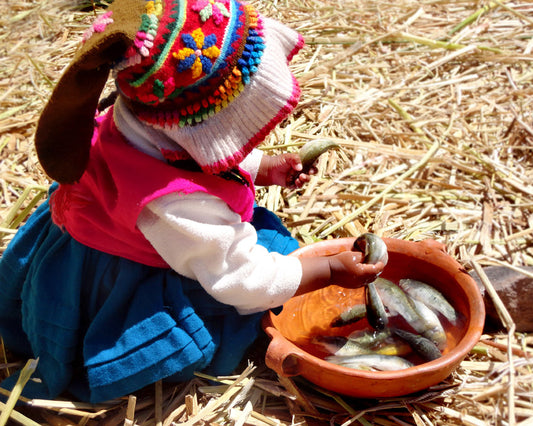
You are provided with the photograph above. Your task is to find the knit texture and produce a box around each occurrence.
[114,0,265,119]
[113,0,304,173]
[34,0,304,183]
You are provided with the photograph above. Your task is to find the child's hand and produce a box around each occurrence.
[295,251,384,297]
[256,153,316,188]
[327,252,384,287]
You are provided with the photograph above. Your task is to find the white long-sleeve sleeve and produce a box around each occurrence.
[239,148,263,183]
[137,192,302,315]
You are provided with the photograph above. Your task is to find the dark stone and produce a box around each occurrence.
[470,266,533,333]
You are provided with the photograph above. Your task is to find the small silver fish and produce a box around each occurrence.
[287,140,339,186]
[410,298,447,350]
[366,281,389,330]
[347,329,392,348]
[330,304,367,328]
[398,279,459,325]
[373,278,429,334]
[312,335,372,357]
[392,328,442,362]
[346,329,411,355]
[298,139,339,172]
[352,233,389,266]
[326,354,414,371]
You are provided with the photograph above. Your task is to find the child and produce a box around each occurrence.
[0,0,383,403]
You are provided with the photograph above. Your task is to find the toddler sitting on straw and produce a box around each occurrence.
[0,0,383,402]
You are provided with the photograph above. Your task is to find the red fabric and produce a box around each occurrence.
[50,108,255,267]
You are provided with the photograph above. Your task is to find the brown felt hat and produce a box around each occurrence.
[35,0,145,184]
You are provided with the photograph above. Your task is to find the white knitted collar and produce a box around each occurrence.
[113,18,303,174]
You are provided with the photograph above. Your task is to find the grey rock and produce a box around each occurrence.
[470,266,533,332]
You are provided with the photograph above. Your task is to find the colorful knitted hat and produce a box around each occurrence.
[35,0,304,183]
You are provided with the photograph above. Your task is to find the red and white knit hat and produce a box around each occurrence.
[35,0,304,183]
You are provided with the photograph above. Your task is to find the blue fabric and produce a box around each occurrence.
[0,187,299,403]
[251,205,300,255]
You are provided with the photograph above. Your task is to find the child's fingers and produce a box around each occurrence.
[280,153,301,171]
[292,172,312,188]
[353,261,385,284]
[307,165,318,175]
[331,252,384,287]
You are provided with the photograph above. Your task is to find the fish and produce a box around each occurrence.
[347,328,392,348]
[352,233,389,266]
[373,278,429,334]
[298,139,339,172]
[287,139,339,186]
[330,304,367,328]
[398,278,459,325]
[312,335,372,356]
[365,281,389,330]
[345,328,411,355]
[326,354,414,371]
[372,340,412,357]
[391,328,442,362]
[410,298,447,350]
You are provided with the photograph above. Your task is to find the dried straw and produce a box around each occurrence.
[1,0,533,424]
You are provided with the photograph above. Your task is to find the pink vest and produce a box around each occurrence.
[51,109,256,268]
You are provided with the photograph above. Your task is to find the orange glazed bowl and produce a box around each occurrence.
[262,238,485,398]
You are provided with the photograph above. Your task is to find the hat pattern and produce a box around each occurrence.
[82,10,115,42]
[35,0,303,183]
[114,0,265,128]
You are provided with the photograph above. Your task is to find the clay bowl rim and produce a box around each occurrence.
[263,237,485,381]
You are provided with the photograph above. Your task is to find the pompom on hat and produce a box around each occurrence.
[35,0,304,183]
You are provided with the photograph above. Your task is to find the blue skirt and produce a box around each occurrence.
[0,186,299,403]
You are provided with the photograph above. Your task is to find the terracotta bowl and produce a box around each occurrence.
[262,238,485,398]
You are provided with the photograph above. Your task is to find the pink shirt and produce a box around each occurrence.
[50,109,256,267]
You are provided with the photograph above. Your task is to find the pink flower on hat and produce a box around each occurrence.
[192,0,230,26]
[82,11,114,43]
[173,28,220,79]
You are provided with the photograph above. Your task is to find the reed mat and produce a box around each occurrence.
[1,0,532,424]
